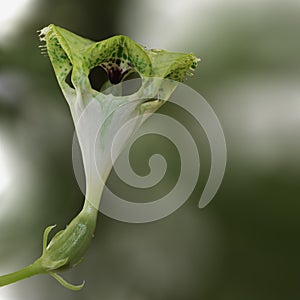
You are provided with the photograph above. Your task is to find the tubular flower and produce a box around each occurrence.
[0,24,199,290]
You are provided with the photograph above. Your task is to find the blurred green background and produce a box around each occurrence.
[0,0,300,299]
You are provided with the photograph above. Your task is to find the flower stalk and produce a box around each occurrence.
[0,24,199,290]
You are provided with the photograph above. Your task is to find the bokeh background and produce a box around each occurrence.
[0,0,300,299]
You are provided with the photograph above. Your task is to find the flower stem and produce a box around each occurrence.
[0,201,99,289]
[0,263,44,287]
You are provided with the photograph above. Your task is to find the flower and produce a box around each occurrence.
[0,25,199,290]
[39,24,199,211]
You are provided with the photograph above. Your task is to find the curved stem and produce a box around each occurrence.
[0,263,44,287]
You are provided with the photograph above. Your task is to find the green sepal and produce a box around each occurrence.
[50,272,85,291]
[42,225,57,253]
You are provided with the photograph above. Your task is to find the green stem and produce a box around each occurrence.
[0,263,44,287]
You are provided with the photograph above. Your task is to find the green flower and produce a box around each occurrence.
[0,24,199,290]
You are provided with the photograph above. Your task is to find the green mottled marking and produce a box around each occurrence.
[39,24,199,93]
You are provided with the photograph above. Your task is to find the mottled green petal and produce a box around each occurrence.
[40,24,199,97]
[148,50,199,80]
